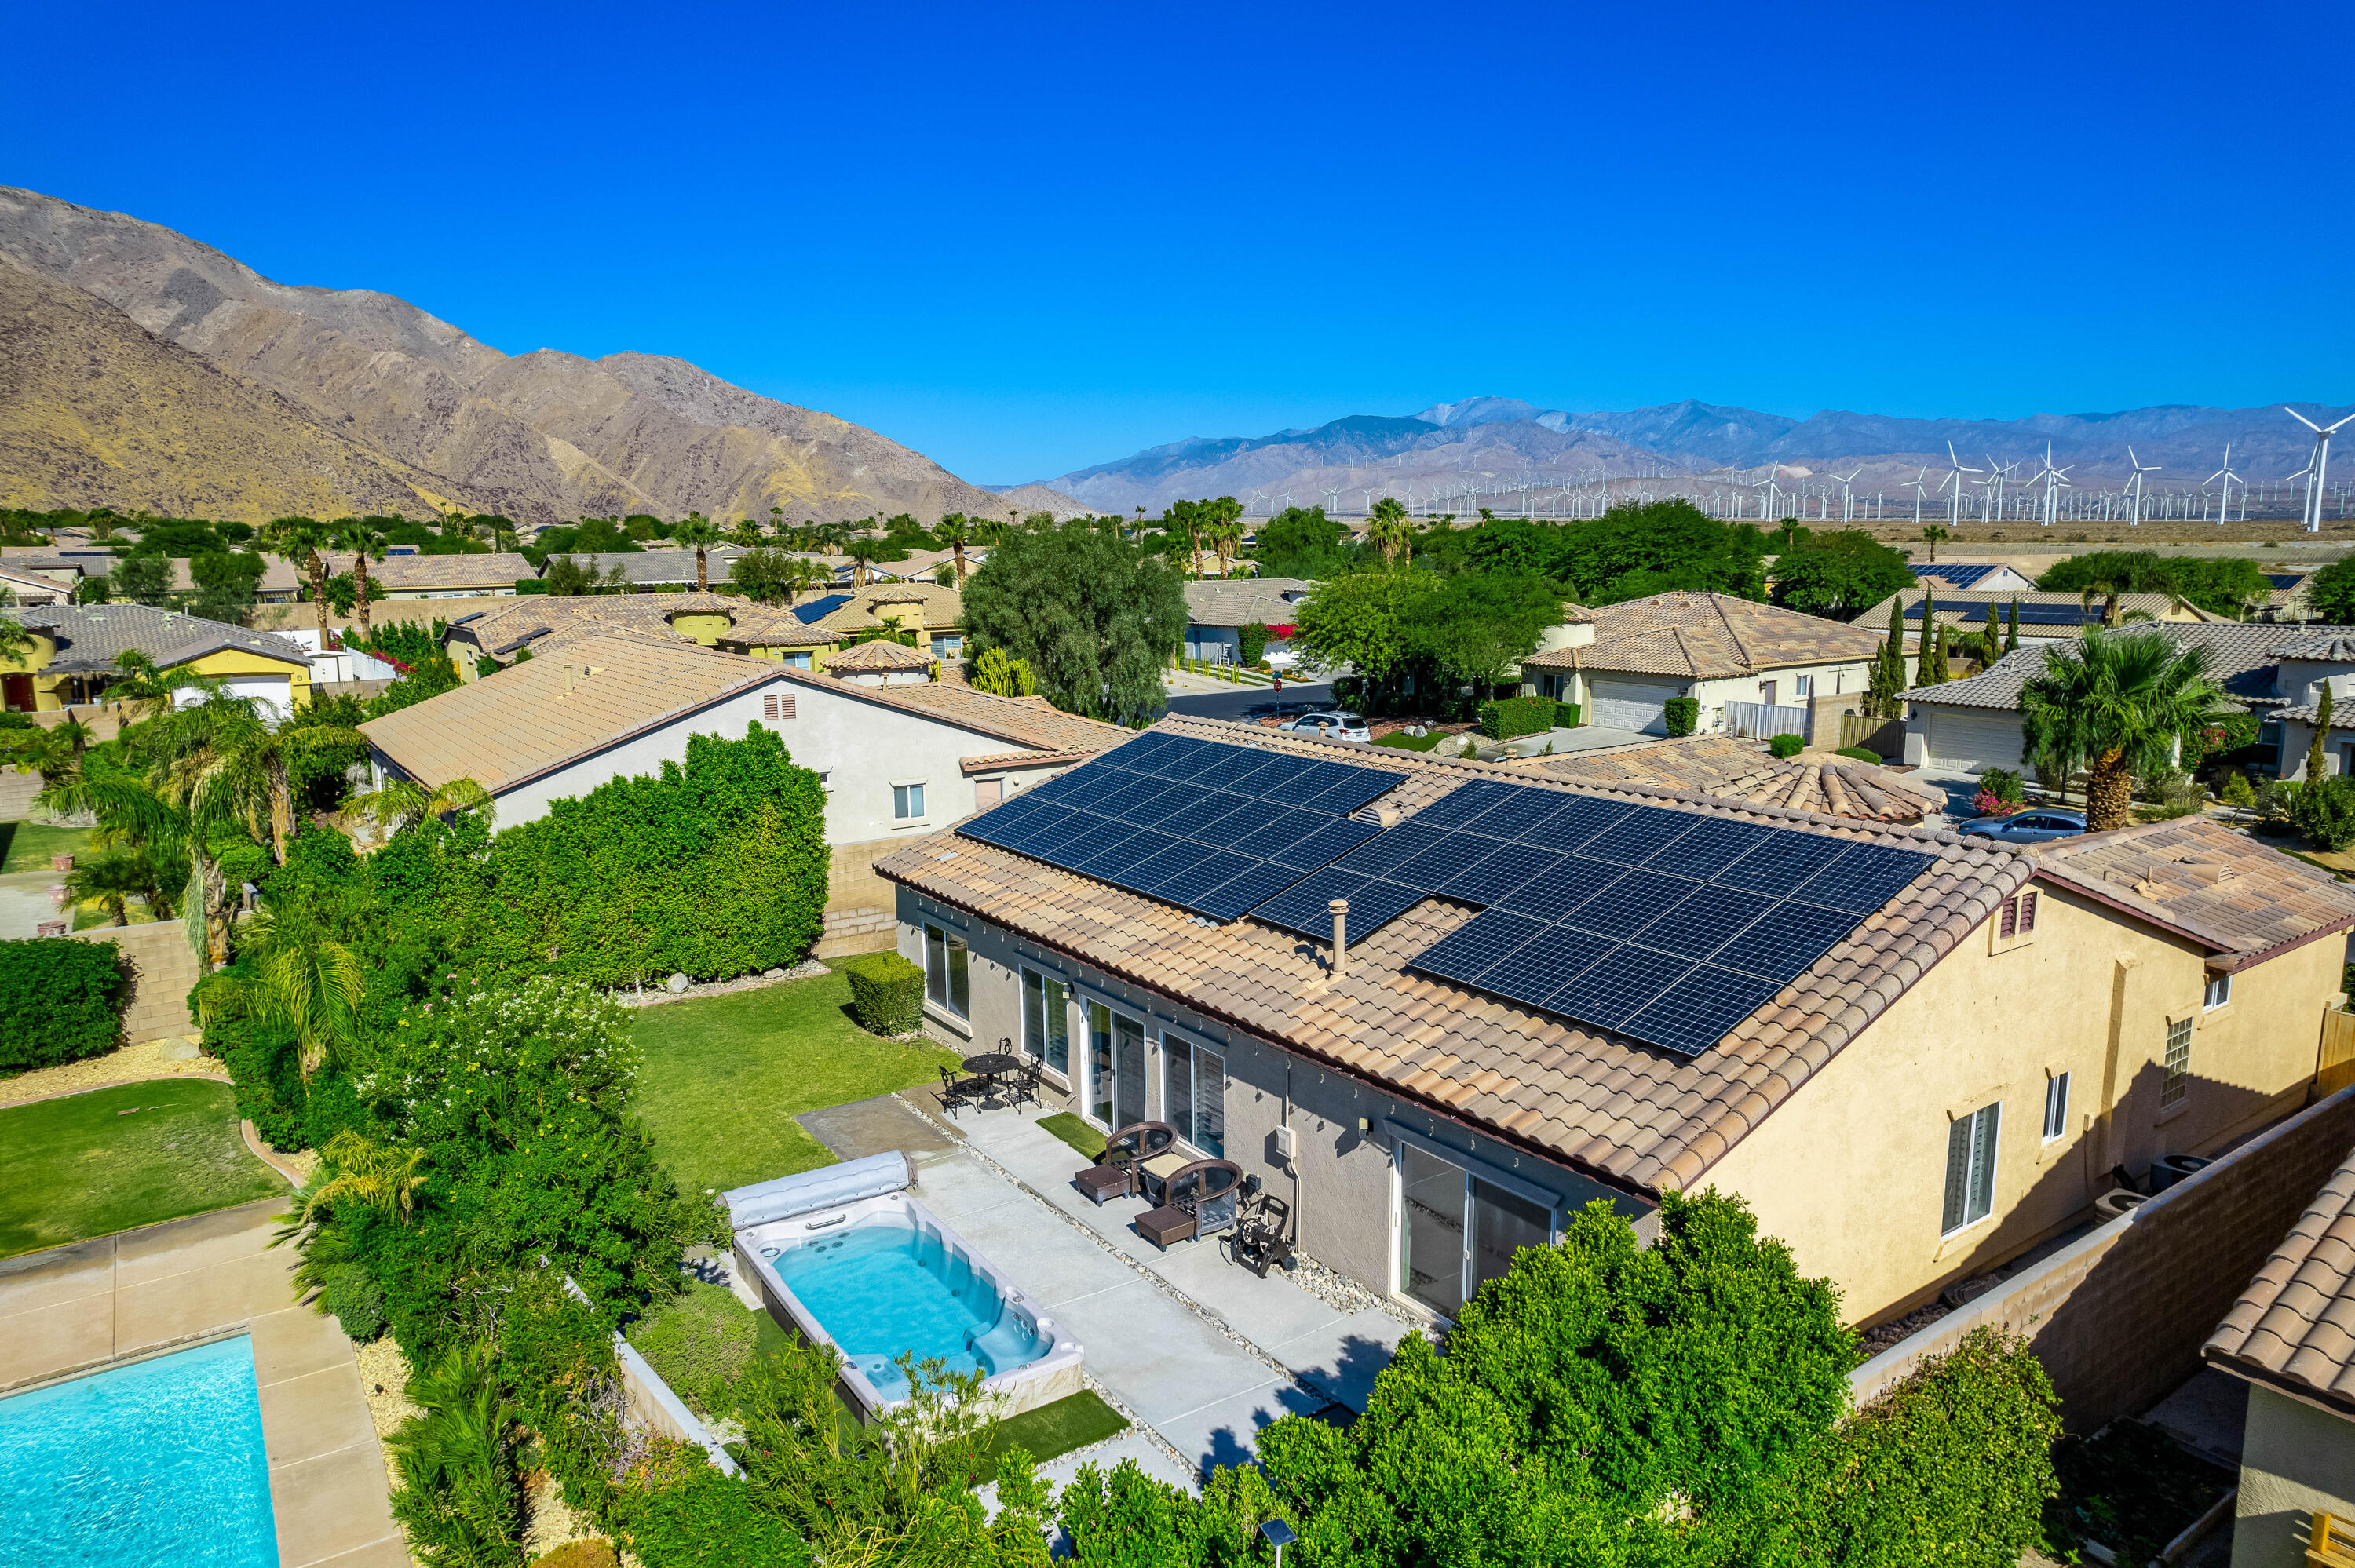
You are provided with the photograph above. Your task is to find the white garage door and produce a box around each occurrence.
[177,675,292,724]
[1923,707,2025,771]
[1589,677,1684,735]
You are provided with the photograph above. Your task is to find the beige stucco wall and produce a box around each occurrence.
[2232,1384,2355,1568]
[1703,879,2335,1326]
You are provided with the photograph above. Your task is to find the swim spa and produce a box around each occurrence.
[727,1154,1083,1420]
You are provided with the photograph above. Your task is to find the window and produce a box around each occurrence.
[893,782,926,820]
[784,651,812,670]
[2042,1073,2071,1143]
[2203,972,2232,1011]
[2162,1016,2193,1108]
[931,633,962,658]
[1397,1142,1554,1318]
[1999,890,2039,939]
[1021,968,1069,1074]
[1793,674,1813,699]
[1941,1102,2001,1235]
[1163,1033,1225,1157]
[923,922,968,1018]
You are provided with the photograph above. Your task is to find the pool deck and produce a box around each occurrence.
[0,1198,403,1568]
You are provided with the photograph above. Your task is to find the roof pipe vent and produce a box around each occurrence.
[563,663,575,695]
[1328,898,1349,979]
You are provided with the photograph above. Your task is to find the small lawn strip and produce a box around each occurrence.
[980,1390,1129,1480]
[1374,730,1445,752]
[1035,1111,1107,1161]
[631,971,961,1197]
[0,1079,284,1257]
[0,822,93,875]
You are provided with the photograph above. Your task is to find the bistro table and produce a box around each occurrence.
[961,1051,1021,1108]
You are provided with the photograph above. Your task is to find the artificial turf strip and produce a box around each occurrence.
[980,1390,1130,1479]
[1373,730,1446,753]
[630,970,962,1197]
[0,1080,286,1257]
[1035,1111,1107,1162]
[0,821,93,874]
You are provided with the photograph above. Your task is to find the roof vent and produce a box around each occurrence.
[562,663,575,695]
[1329,898,1349,978]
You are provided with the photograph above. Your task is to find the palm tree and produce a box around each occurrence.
[936,514,974,586]
[264,516,336,633]
[769,505,786,538]
[1211,520,1245,578]
[816,520,852,559]
[292,1132,428,1226]
[2020,626,2229,831]
[64,851,155,926]
[385,1340,522,1544]
[1366,497,1413,567]
[198,912,363,1078]
[672,513,724,591]
[844,537,885,589]
[138,692,367,865]
[341,775,495,843]
[334,518,389,643]
[1919,523,1949,563]
[6,724,83,795]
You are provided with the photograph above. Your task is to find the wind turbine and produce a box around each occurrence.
[2205,444,2244,525]
[1941,443,1982,528]
[2028,443,2072,527]
[1833,467,1863,521]
[2123,448,2161,527]
[2286,407,2355,533]
[1904,467,1930,525]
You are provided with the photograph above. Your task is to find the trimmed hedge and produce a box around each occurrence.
[1477,695,1556,740]
[1835,746,1882,764]
[514,577,548,594]
[843,951,925,1035]
[1664,696,1700,737]
[1553,701,1582,728]
[0,936,126,1070]
[1768,732,1806,759]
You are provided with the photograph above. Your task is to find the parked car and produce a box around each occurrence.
[1955,806,2087,844]
[1280,710,1371,742]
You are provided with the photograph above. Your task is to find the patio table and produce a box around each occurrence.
[962,1051,1020,1107]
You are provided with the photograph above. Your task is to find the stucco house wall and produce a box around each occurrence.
[2231,1384,2355,1568]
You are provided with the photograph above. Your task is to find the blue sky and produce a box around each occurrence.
[11,1,2350,483]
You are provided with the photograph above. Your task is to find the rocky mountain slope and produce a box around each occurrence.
[0,186,1048,526]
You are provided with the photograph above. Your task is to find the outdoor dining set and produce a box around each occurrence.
[936,1048,1046,1116]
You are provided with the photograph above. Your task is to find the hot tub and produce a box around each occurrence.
[727,1158,1083,1420]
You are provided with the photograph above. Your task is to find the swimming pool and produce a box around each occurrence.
[0,1334,278,1568]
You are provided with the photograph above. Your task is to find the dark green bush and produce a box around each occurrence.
[0,937,126,1070]
[844,951,925,1035]
[2291,774,2355,851]
[1237,622,1269,666]
[1477,695,1556,740]
[1835,746,1882,764]
[1663,695,1700,737]
[514,578,547,595]
[1768,732,1806,759]
[323,1262,386,1340]
[1553,701,1582,727]
[213,836,272,894]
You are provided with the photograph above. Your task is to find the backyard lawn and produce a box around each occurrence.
[0,1080,286,1257]
[0,821,93,874]
[631,970,959,1197]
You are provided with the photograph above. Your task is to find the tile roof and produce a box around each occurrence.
[805,680,1130,756]
[554,548,754,585]
[2206,1149,2355,1414]
[1909,563,2017,589]
[800,584,964,634]
[1522,592,1884,679]
[1903,621,2355,713]
[1184,578,1318,628]
[2279,634,2355,662]
[876,714,2032,1194]
[15,603,311,673]
[1859,587,2219,639]
[450,594,837,656]
[326,552,537,590]
[360,633,784,794]
[2032,815,2355,967]
[826,637,936,671]
[1507,734,1942,823]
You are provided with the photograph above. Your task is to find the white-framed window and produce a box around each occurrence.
[1941,1102,2000,1235]
[893,782,926,820]
[2203,972,2232,1011]
[1162,1030,1225,1158]
[1020,967,1069,1075]
[923,922,968,1018]
[931,633,963,658]
[1793,674,1813,699]
[783,651,813,670]
[2042,1073,2071,1143]
[2162,1016,2193,1108]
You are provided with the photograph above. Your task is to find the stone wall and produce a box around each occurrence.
[1850,1082,2355,1431]
[817,837,903,957]
[66,919,201,1044]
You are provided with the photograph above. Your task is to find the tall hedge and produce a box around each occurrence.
[0,937,127,1070]
[1477,694,1555,740]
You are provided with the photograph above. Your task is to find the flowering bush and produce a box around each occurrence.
[1971,790,2024,818]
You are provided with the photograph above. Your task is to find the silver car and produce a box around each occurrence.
[1280,710,1370,743]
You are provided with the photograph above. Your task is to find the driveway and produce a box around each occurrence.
[1492,724,1656,759]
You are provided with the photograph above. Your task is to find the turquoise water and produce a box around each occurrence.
[772,1222,1051,1400]
[0,1334,278,1568]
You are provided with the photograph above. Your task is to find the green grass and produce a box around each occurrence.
[0,1081,285,1257]
[631,970,960,1197]
[1036,1111,1106,1161]
[982,1390,1129,1479]
[1375,730,1446,753]
[0,822,93,874]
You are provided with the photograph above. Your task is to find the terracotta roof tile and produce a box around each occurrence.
[2210,1152,2355,1409]
[1523,592,1884,678]
[2033,815,2355,964]
[827,638,935,671]
[1906,622,2349,713]
[1509,734,1941,822]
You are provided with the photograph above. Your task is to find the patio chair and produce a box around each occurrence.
[1101,1121,1187,1204]
[937,1066,985,1120]
[1008,1058,1046,1110]
[1137,1160,1245,1252]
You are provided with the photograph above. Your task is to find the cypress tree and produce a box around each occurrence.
[2310,683,2335,781]
[2006,597,2021,653]
[1919,582,1938,686]
[1981,602,2002,664]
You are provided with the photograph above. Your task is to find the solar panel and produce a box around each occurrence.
[1248,868,1370,938]
[1659,818,1781,872]
[1633,884,1774,961]
[1409,779,1522,830]
[1711,831,1850,895]
[1387,831,1476,889]
[999,801,1083,854]
[1623,965,1787,1057]
[1095,775,1174,818]
[1194,859,1305,921]
[1518,797,1636,853]
[1437,844,1565,907]
[1492,859,1629,921]
[1544,944,1690,1030]
[1792,843,1937,915]
[1561,869,1703,940]
[1158,849,1259,905]
[1229,810,1327,860]
[1238,753,1320,800]
[1301,764,1411,816]
[1187,793,1269,842]
[1579,805,1701,866]
[1042,768,1131,810]
[1711,901,1863,982]
[1141,735,1224,779]
[1408,908,1551,986]
[1477,928,1608,1004]
[1109,732,1182,772]
[1331,819,1451,877]
[1455,789,1576,843]
[1272,816,1385,871]
[1061,822,1143,875]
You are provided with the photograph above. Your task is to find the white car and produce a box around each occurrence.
[1280,710,1370,743]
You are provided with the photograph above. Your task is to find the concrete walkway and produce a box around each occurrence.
[0,1199,403,1568]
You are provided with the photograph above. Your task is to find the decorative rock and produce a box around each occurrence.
[763,968,786,979]
[158,1038,203,1060]
[666,972,692,994]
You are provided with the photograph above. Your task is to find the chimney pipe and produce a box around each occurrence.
[1328,898,1349,978]
[563,663,575,695]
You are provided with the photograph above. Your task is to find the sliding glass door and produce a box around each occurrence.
[1085,1001,1146,1130]
[1397,1143,1554,1318]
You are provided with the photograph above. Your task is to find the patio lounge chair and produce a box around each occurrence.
[937,1066,985,1120]
[1135,1158,1245,1251]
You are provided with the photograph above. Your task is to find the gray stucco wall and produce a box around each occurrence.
[2232,1383,2355,1568]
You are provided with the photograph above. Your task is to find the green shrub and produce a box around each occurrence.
[625,1282,765,1420]
[0,936,126,1071]
[2291,774,2355,850]
[213,836,272,894]
[323,1261,386,1341]
[843,950,925,1035]
[1477,694,1555,740]
[1835,746,1882,764]
[1375,729,1445,752]
[1978,767,2025,804]
[2222,771,2256,810]
[1663,695,1700,737]
[1553,701,1582,728]
[1768,732,1805,759]
[1237,622,1269,666]
[513,578,547,595]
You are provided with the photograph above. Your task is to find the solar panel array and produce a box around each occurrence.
[957,735,1936,1060]
[957,731,1409,921]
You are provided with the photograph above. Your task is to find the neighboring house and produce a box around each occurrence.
[360,631,1128,954]
[1857,586,2222,647]
[0,564,72,605]
[2203,1148,2355,1567]
[324,552,536,599]
[272,629,400,685]
[794,584,968,662]
[1908,561,2039,594]
[1181,578,1316,665]
[543,548,755,589]
[444,593,841,680]
[1,603,312,717]
[2262,571,2317,624]
[1506,732,1943,824]
[1521,591,1892,740]
[2266,635,2355,781]
[1901,622,2354,775]
[878,718,2355,1327]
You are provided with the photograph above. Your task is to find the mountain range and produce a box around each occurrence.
[1038,394,2355,517]
[0,186,1079,527]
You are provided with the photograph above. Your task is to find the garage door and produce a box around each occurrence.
[177,675,292,724]
[1589,678,1684,735]
[1922,708,2025,771]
